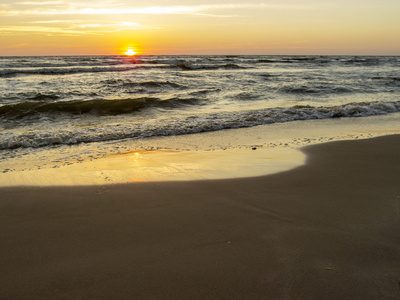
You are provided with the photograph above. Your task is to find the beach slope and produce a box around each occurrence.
[1,135,400,299]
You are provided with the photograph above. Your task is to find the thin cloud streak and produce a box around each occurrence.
[0,26,88,35]
[0,21,154,35]
[0,3,324,16]
[17,1,64,5]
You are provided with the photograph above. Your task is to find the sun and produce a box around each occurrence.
[124,47,137,56]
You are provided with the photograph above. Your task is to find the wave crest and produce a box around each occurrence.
[0,97,202,119]
[1,100,399,150]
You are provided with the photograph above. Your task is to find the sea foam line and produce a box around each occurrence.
[1,100,399,150]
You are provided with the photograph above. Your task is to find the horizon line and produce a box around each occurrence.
[1,53,399,57]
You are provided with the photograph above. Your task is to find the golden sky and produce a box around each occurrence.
[0,0,399,56]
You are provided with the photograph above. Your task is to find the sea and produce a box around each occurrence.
[1,55,400,175]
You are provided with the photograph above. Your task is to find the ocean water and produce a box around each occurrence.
[1,55,400,174]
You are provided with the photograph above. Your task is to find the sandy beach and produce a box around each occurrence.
[1,134,400,299]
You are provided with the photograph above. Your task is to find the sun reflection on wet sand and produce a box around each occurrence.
[0,147,305,186]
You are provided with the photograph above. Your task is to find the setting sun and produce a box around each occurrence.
[124,47,137,56]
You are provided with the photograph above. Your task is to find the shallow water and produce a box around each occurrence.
[1,55,400,177]
[1,55,399,149]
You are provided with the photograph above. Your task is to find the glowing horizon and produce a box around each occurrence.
[0,0,399,56]
[124,47,137,56]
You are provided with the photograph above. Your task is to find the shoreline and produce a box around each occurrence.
[1,135,400,299]
[1,112,400,186]
[0,147,305,186]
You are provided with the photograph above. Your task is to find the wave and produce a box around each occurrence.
[258,59,276,63]
[0,62,247,77]
[288,57,316,61]
[0,65,142,77]
[280,85,354,95]
[121,81,186,89]
[1,100,399,150]
[370,76,400,87]
[0,97,202,120]
[2,55,397,78]
[0,56,144,69]
[259,57,317,64]
[27,93,60,101]
[101,79,187,89]
[172,62,245,71]
[343,57,382,66]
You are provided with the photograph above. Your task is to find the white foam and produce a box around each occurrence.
[1,113,399,186]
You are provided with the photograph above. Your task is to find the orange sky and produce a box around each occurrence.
[0,0,399,56]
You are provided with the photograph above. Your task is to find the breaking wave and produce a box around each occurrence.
[0,97,202,120]
[1,100,399,150]
[0,62,248,77]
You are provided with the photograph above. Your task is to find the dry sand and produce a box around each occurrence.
[1,135,400,299]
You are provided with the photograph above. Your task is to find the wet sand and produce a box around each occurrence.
[1,135,400,299]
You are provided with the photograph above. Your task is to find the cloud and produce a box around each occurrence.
[17,1,64,5]
[0,3,322,16]
[0,6,197,16]
[31,20,75,23]
[0,25,87,35]
[0,20,154,36]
